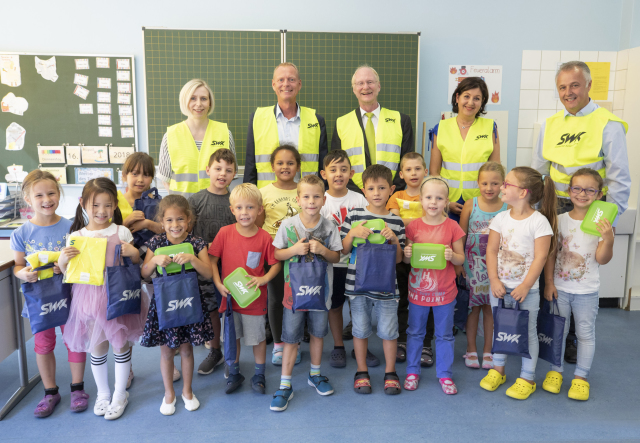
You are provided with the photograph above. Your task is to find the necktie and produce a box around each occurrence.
[365,112,376,165]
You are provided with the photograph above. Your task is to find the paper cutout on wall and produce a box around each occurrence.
[6,122,26,150]
[1,93,29,116]
[1,55,21,87]
[35,56,58,82]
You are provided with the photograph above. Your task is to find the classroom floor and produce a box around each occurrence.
[1,306,639,443]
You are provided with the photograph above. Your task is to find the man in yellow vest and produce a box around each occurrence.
[332,65,414,193]
[244,63,327,188]
[532,60,629,365]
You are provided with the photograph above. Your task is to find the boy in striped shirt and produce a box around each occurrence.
[340,165,405,395]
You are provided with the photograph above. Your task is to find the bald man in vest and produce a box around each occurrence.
[532,60,629,364]
[331,65,414,193]
[244,62,327,188]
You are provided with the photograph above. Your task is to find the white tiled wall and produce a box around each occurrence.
[517,50,624,166]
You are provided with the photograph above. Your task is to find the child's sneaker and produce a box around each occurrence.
[225,373,245,394]
[480,369,506,391]
[404,374,419,391]
[251,374,266,394]
[198,347,224,375]
[272,346,283,365]
[542,370,563,394]
[505,378,536,400]
[308,374,334,396]
[270,388,294,411]
[439,378,458,395]
[568,379,590,401]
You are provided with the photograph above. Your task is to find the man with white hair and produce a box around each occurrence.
[332,65,414,193]
[532,61,629,366]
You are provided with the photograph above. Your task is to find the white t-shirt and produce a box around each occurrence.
[489,210,553,289]
[320,190,368,267]
[68,223,134,245]
[553,213,602,294]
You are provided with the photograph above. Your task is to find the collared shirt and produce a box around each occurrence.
[275,103,301,148]
[360,104,381,134]
[531,99,630,221]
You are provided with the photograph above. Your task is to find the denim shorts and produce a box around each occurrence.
[281,308,328,344]
[349,295,399,341]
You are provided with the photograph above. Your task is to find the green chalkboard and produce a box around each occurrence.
[286,32,420,149]
[0,53,137,184]
[143,28,282,166]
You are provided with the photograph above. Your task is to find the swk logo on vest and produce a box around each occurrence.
[495,332,520,343]
[556,132,586,146]
[41,299,68,315]
[120,289,140,302]
[474,134,489,141]
[307,123,319,129]
[166,297,194,311]
[211,141,225,146]
[385,118,396,123]
[296,285,322,296]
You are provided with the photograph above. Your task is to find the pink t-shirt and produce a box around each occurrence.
[406,218,465,306]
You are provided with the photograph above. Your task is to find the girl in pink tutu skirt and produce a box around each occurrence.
[59,178,148,421]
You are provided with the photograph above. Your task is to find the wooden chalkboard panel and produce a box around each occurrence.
[0,53,137,183]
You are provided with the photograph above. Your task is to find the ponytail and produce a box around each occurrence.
[539,175,558,255]
[113,207,123,226]
[70,203,87,233]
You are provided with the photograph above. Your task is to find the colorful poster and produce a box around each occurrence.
[40,167,67,184]
[38,145,66,164]
[448,65,503,105]
[82,145,109,162]
[75,167,113,184]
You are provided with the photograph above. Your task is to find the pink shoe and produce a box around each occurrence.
[404,374,419,391]
[482,353,494,370]
[463,352,480,369]
[439,378,458,395]
[34,393,61,418]
[70,390,89,412]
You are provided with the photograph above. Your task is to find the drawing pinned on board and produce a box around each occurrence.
[73,85,90,100]
[117,83,131,94]
[97,92,111,103]
[98,127,113,138]
[35,56,59,82]
[79,104,93,114]
[75,59,90,70]
[82,145,109,163]
[1,55,21,87]
[116,71,130,82]
[39,167,67,184]
[6,164,28,182]
[117,93,131,104]
[74,73,89,86]
[37,145,66,164]
[97,104,111,114]
[1,93,29,116]
[96,58,110,68]
[116,59,130,70]
[6,122,26,151]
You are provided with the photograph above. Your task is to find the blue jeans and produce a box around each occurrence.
[281,308,328,344]
[490,288,540,380]
[551,290,599,378]
[349,296,399,341]
[406,301,455,378]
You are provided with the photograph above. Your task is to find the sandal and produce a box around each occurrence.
[272,346,284,366]
[251,374,266,394]
[330,348,347,368]
[482,353,494,370]
[34,393,61,418]
[463,352,480,369]
[439,378,458,395]
[404,374,419,391]
[396,343,407,363]
[384,373,401,395]
[353,372,372,394]
[70,390,89,413]
[420,347,434,367]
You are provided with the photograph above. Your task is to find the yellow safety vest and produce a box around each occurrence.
[253,106,321,189]
[336,108,403,189]
[543,108,628,197]
[166,120,229,197]
[438,117,494,202]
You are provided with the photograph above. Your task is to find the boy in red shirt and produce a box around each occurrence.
[210,183,282,394]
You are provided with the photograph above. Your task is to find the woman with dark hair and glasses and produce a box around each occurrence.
[429,77,501,222]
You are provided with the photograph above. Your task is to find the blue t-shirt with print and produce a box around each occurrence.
[10,218,72,255]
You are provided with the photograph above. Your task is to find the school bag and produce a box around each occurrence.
[153,265,204,330]
[353,240,397,295]
[21,264,71,334]
[132,187,162,247]
[289,254,329,312]
[537,299,566,366]
[492,298,530,358]
[105,244,142,320]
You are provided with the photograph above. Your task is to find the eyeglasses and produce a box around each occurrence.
[354,80,377,88]
[502,181,528,193]
[569,186,599,196]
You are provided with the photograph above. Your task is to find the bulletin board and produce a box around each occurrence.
[0,53,138,184]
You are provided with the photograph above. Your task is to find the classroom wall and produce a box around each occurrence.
[3,0,628,178]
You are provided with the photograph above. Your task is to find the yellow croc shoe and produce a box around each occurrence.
[542,371,563,394]
[480,369,506,392]
[506,378,536,400]
[568,379,590,401]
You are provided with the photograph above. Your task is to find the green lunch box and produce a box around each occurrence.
[411,243,447,270]
[580,200,618,237]
[352,219,387,246]
[223,267,261,308]
[155,243,194,274]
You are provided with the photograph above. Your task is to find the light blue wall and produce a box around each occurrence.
[626,0,640,48]
[3,0,627,172]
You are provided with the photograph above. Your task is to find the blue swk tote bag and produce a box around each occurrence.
[289,254,329,312]
[153,265,204,330]
[354,240,397,295]
[492,298,531,358]
[106,245,142,320]
[537,299,566,366]
[22,265,71,334]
